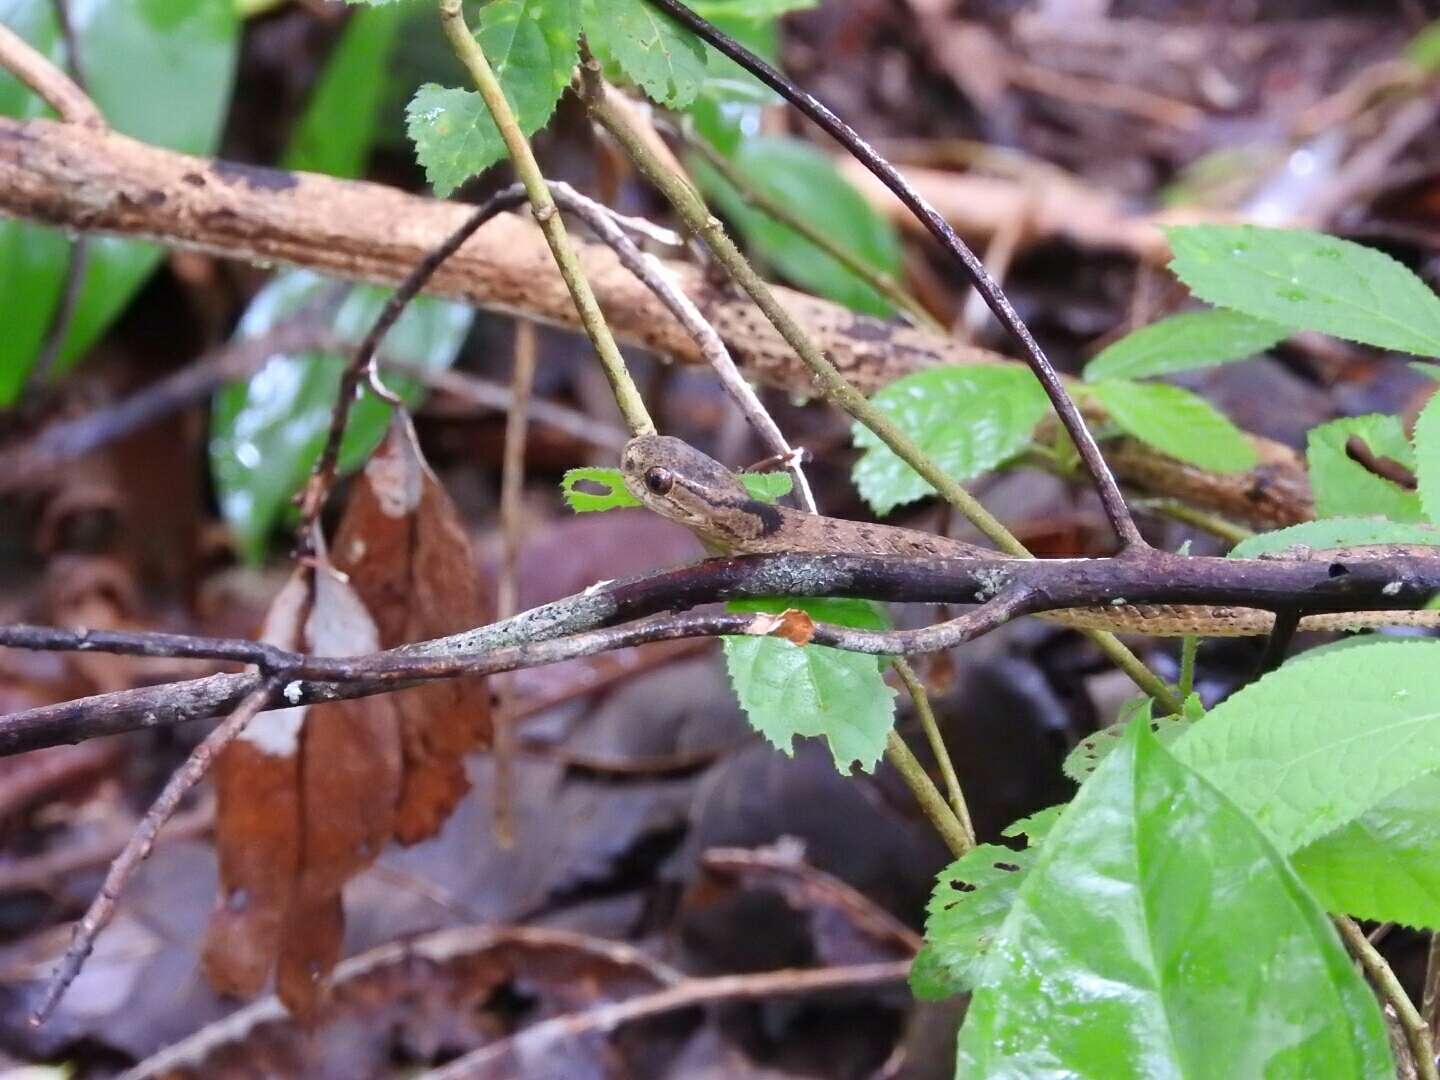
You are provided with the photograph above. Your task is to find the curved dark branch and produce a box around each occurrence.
[638,0,1143,549]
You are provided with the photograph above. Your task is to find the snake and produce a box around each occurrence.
[620,434,1440,638]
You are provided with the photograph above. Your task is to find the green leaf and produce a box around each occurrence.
[694,135,902,316]
[560,466,791,511]
[1168,225,1440,357]
[406,0,579,196]
[1172,639,1440,852]
[1292,771,1440,929]
[738,470,793,503]
[1062,696,1203,782]
[851,367,1049,516]
[582,0,706,108]
[282,3,404,178]
[1083,309,1288,382]
[689,0,814,17]
[1229,517,1440,559]
[0,0,238,402]
[956,722,1393,1079]
[210,271,472,562]
[722,597,894,772]
[1306,414,1424,522]
[561,467,642,512]
[1088,378,1258,473]
[1406,19,1440,73]
[1416,392,1440,525]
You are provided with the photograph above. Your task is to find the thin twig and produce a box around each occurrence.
[0,22,102,128]
[544,179,815,511]
[1337,915,1439,1080]
[683,129,939,331]
[637,0,1144,551]
[295,187,526,540]
[30,676,285,1025]
[438,0,652,437]
[492,320,538,847]
[426,960,910,1079]
[893,659,971,843]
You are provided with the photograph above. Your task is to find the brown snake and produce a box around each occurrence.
[621,435,1440,638]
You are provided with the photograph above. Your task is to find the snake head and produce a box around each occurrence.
[621,435,771,547]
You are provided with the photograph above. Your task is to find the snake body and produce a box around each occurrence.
[621,435,1440,638]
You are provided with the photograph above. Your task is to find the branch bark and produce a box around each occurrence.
[0,115,1311,526]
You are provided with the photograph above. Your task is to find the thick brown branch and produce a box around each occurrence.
[2,548,1437,755]
[0,116,1311,526]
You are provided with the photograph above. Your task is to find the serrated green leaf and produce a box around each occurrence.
[1416,392,1440,525]
[723,597,894,772]
[1062,696,1203,782]
[211,271,471,562]
[405,0,578,195]
[1168,225,1440,357]
[851,367,1049,516]
[561,467,643,512]
[1083,309,1288,382]
[1172,639,1440,852]
[1229,517,1440,559]
[918,842,1039,1000]
[694,135,902,316]
[1088,378,1258,473]
[1002,804,1065,844]
[1292,771,1440,929]
[1306,414,1423,522]
[283,2,404,178]
[0,0,238,401]
[956,721,1393,1079]
[582,0,706,108]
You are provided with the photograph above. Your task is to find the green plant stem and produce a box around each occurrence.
[1336,916,1439,1080]
[439,0,652,437]
[885,730,970,858]
[684,131,941,332]
[581,69,1176,712]
[893,659,972,843]
[1133,498,1255,545]
[1178,635,1198,701]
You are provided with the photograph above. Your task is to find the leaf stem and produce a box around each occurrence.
[437,0,652,436]
[885,730,971,858]
[893,659,973,844]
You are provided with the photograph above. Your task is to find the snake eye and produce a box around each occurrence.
[643,467,674,495]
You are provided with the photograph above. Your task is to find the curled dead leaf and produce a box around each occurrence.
[744,608,816,646]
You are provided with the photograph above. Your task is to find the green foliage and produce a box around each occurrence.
[1406,19,1440,73]
[1082,309,1287,382]
[1172,640,1440,853]
[1086,378,1258,473]
[1415,391,1440,524]
[914,811,1055,1000]
[210,272,471,562]
[1168,225,1440,357]
[1306,415,1424,522]
[695,135,903,316]
[954,722,1393,1079]
[283,3,405,177]
[1229,518,1440,559]
[406,0,579,195]
[560,465,791,512]
[581,0,707,108]
[1062,695,1203,782]
[722,597,894,772]
[0,0,239,402]
[851,367,1049,516]
[1292,772,1440,928]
